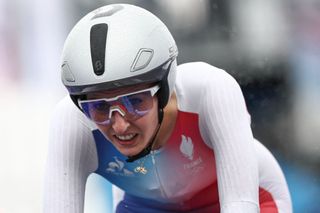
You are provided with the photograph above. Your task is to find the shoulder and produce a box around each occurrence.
[48,96,98,169]
[176,61,237,85]
[53,95,75,114]
[45,96,99,200]
[175,62,240,113]
[176,62,240,99]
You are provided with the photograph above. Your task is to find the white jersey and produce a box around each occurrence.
[43,62,292,213]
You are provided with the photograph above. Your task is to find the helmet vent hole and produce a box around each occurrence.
[91,5,124,20]
[131,49,154,72]
[90,24,108,76]
[61,62,75,82]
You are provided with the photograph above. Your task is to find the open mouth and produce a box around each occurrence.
[114,133,138,141]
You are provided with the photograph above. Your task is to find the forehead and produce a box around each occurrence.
[87,83,154,99]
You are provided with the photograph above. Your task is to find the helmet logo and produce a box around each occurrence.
[169,45,178,59]
[95,60,103,71]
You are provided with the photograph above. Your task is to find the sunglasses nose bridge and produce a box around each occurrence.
[108,105,126,119]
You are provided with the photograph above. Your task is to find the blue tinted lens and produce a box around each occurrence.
[121,96,134,114]
[91,100,110,112]
[80,90,154,125]
[80,100,111,125]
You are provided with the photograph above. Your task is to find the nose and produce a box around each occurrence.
[111,112,130,134]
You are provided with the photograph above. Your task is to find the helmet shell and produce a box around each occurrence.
[61,3,178,107]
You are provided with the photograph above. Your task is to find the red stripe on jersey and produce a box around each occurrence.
[259,187,278,213]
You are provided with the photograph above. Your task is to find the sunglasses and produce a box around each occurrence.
[78,84,160,125]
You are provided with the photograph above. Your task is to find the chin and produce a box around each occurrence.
[111,135,148,157]
[117,145,144,158]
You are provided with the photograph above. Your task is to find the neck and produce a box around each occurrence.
[153,92,178,149]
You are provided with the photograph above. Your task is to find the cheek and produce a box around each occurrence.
[136,100,159,133]
[141,114,157,132]
[148,98,159,125]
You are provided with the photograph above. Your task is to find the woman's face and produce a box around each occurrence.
[86,84,159,157]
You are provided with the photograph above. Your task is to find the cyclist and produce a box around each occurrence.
[44,4,292,213]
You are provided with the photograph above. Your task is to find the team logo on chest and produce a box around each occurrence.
[180,135,194,160]
[106,156,134,177]
[180,135,203,173]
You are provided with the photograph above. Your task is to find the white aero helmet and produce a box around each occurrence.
[61,4,178,109]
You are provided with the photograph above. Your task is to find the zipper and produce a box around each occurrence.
[150,150,169,199]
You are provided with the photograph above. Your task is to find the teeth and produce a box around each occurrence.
[116,133,136,141]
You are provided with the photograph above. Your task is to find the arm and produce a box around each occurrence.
[43,97,98,213]
[199,64,259,212]
[254,139,292,213]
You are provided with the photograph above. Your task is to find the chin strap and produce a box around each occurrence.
[126,108,163,163]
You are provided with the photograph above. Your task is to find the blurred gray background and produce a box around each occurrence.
[1,0,319,212]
